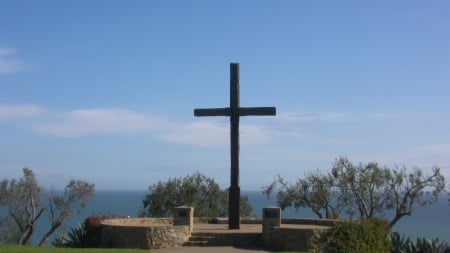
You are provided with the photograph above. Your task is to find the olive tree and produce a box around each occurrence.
[263,172,350,219]
[38,180,95,246]
[0,168,95,245]
[0,168,44,245]
[140,172,253,218]
[264,157,446,228]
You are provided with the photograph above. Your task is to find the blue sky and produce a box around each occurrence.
[1,1,449,190]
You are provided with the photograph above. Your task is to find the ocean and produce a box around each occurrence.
[28,190,450,245]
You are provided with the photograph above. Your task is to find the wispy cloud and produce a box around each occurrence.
[157,121,228,147]
[279,112,351,122]
[279,112,443,123]
[30,107,278,147]
[33,108,170,137]
[0,47,24,74]
[0,104,45,121]
[2,105,446,153]
[0,48,16,57]
[157,121,277,147]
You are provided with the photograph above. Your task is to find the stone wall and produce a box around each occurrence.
[262,217,337,252]
[98,216,337,251]
[282,218,341,227]
[194,217,261,224]
[99,218,190,249]
[262,226,328,252]
[102,217,172,226]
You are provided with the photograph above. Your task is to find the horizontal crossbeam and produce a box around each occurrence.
[240,107,276,116]
[194,108,230,116]
[194,107,276,117]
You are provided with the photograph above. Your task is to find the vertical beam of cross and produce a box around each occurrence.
[194,63,276,229]
[229,63,240,229]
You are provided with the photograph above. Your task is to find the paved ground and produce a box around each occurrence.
[192,223,262,233]
[151,246,275,253]
[151,224,270,252]
[189,222,326,233]
[151,223,327,252]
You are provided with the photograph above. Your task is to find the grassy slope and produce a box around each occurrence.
[0,245,150,253]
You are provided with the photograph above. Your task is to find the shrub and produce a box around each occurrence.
[51,223,86,248]
[52,214,124,248]
[324,218,391,253]
[83,214,124,247]
[390,232,450,253]
[391,232,412,253]
[415,237,450,253]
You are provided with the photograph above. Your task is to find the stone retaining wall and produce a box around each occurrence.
[262,226,328,252]
[98,216,337,251]
[102,217,172,226]
[281,218,341,227]
[99,218,190,249]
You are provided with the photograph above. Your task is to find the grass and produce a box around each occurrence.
[0,245,151,253]
[0,245,308,253]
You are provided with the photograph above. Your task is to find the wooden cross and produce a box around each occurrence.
[194,63,276,229]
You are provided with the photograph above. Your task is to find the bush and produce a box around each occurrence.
[391,232,412,253]
[52,214,124,248]
[51,223,86,248]
[390,232,450,253]
[83,214,125,247]
[324,218,391,253]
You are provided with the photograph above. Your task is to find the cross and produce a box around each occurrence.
[194,63,276,229]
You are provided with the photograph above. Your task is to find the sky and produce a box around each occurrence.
[1,1,449,191]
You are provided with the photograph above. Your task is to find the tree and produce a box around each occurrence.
[0,168,95,246]
[387,165,445,227]
[38,180,95,246]
[331,157,393,220]
[263,157,446,228]
[263,172,349,219]
[0,168,44,245]
[140,172,253,218]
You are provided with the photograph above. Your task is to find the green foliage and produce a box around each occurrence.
[52,214,124,248]
[264,157,446,227]
[413,237,450,253]
[391,232,412,253]
[0,168,95,246]
[0,245,149,253]
[140,172,253,217]
[390,232,450,253]
[83,214,124,248]
[324,218,391,253]
[39,180,95,246]
[0,168,45,245]
[51,223,86,248]
[263,172,347,219]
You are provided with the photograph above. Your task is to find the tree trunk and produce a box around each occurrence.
[390,212,408,228]
[19,226,33,245]
[38,221,62,246]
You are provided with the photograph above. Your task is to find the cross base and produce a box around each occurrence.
[228,186,240,229]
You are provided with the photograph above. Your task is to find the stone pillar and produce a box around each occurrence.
[173,206,194,232]
[262,206,281,249]
[262,206,281,227]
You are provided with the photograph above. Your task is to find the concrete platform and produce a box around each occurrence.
[193,222,329,233]
[193,223,262,233]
